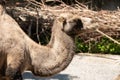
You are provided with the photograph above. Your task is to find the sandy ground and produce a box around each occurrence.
[22,54,120,80]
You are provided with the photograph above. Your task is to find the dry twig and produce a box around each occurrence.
[96,29,120,45]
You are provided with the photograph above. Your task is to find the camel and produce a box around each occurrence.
[0,2,83,80]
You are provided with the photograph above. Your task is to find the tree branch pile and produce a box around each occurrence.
[6,0,120,44]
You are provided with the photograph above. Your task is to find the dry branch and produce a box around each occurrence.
[96,29,120,45]
[6,1,120,43]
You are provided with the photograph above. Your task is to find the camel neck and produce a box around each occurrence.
[27,27,75,77]
[53,30,75,53]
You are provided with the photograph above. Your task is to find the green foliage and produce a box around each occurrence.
[75,37,120,54]
[75,38,89,53]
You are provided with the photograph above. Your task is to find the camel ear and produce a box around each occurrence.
[58,17,67,30]
[58,17,66,22]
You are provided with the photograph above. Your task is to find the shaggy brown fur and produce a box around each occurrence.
[0,4,83,80]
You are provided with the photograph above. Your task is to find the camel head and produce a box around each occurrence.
[56,14,83,37]
[63,17,83,35]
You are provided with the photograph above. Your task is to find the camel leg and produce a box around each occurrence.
[6,50,24,80]
[5,59,23,80]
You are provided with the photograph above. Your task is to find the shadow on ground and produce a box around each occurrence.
[23,71,71,80]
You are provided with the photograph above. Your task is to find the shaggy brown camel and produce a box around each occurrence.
[0,2,83,80]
